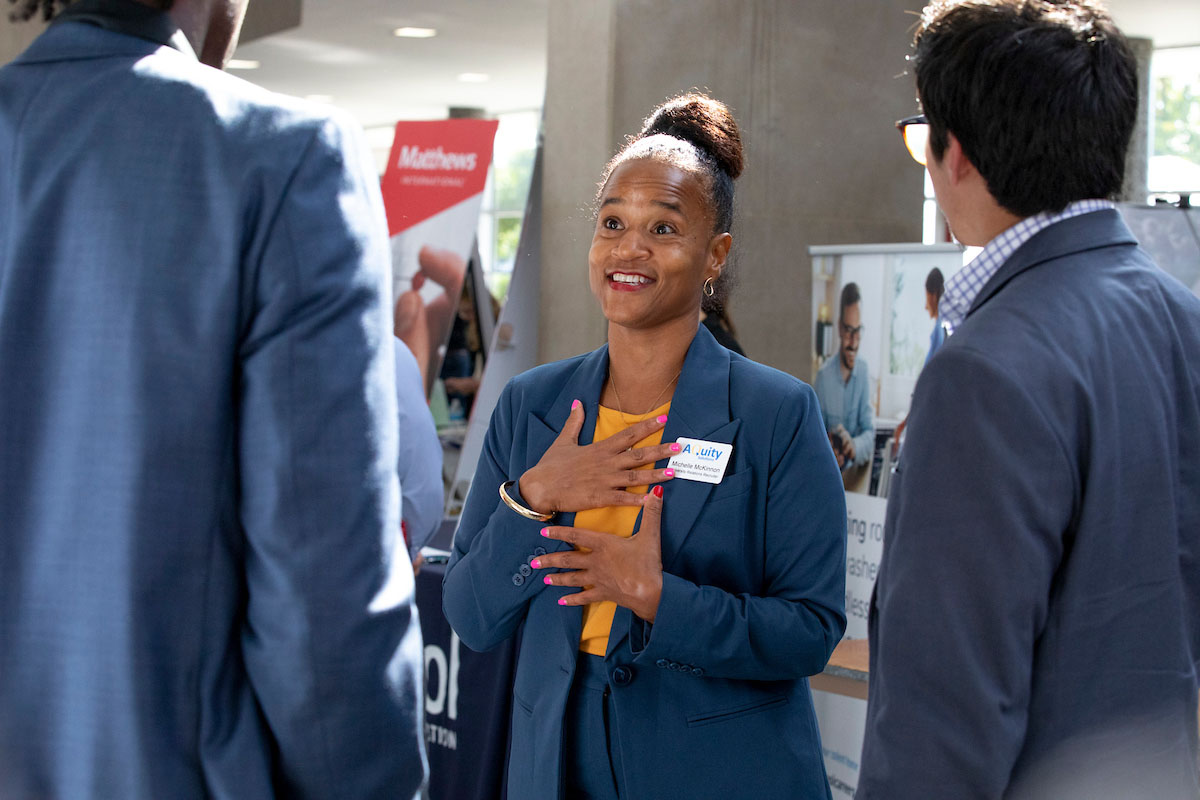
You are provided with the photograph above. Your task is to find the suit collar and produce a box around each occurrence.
[534,323,734,450]
[16,0,195,65]
[968,209,1137,318]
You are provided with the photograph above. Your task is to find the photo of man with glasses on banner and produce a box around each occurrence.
[815,281,875,479]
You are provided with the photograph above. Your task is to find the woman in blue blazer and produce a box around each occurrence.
[443,94,847,800]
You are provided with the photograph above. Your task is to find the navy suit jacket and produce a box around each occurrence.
[0,6,425,798]
[444,325,848,800]
[858,210,1200,799]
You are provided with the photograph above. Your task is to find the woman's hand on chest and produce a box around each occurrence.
[533,487,666,622]
[518,399,677,514]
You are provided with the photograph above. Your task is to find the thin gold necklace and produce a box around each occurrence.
[609,365,682,426]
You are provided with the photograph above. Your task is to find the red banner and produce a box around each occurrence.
[381,119,499,236]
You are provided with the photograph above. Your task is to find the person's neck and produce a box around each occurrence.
[958,191,1024,248]
[604,315,696,415]
[840,356,853,384]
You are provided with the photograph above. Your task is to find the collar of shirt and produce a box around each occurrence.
[53,0,195,58]
[938,199,1115,334]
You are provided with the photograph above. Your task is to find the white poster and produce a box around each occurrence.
[809,243,966,796]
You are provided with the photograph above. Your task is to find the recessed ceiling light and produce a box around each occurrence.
[393,27,437,39]
[305,94,335,104]
[226,59,260,70]
[457,72,490,83]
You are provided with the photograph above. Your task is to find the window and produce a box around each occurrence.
[1150,46,1200,197]
[477,111,540,302]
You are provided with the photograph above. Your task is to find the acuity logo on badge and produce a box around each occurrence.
[668,438,733,484]
[677,443,725,461]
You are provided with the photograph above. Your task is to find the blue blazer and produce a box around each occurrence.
[858,210,1200,798]
[444,325,847,800]
[0,7,424,798]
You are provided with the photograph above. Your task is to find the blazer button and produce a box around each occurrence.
[668,661,679,671]
[512,573,525,586]
[691,668,704,676]
[611,666,634,686]
[519,563,532,577]
[533,546,548,556]
[655,659,668,668]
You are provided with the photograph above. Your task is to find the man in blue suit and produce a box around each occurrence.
[859,2,1200,798]
[0,1,426,797]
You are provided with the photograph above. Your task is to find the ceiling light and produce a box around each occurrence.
[457,72,490,83]
[393,27,437,39]
[225,59,260,70]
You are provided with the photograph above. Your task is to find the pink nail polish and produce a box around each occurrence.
[558,597,567,606]
[669,443,682,453]
[657,415,668,424]
[541,528,549,536]
[531,558,541,569]
[572,399,581,410]
[664,468,675,478]
[544,575,553,585]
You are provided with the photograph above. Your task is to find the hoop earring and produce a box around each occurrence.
[703,277,716,297]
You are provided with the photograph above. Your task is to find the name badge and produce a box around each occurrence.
[667,438,733,484]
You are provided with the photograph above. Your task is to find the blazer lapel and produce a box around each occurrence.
[656,326,739,571]
[609,326,741,658]
[525,345,611,657]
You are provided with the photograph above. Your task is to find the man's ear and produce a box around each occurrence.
[943,132,977,186]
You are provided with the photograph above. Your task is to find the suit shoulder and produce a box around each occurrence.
[729,355,817,415]
[136,48,362,158]
[499,353,592,411]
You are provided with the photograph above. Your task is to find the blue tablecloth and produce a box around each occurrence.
[416,562,519,800]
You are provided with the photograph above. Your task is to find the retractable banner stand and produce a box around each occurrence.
[808,244,966,798]
[382,119,499,396]
[447,142,544,516]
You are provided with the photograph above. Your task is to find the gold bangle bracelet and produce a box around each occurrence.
[499,480,555,522]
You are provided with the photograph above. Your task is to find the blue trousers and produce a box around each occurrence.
[563,653,625,800]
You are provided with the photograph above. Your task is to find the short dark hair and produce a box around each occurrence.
[913,0,1137,217]
[598,92,744,313]
[840,282,862,320]
[8,0,173,21]
[925,267,945,299]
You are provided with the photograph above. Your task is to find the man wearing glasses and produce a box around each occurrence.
[814,282,875,474]
[858,1,1200,798]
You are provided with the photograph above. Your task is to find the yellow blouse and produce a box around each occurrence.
[576,401,670,656]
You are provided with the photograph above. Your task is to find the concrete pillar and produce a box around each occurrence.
[1,13,47,64]
[238,0,301,46]
[1121,37,1152,203]
[539,0,923,375]
[538,0,617,364]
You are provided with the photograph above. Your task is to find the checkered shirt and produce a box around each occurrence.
[939,199,1115,334]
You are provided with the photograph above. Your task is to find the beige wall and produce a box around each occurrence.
[1,13,47,62]
[539,0,925,376]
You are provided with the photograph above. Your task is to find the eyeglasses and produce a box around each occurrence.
[840,323,863,340]
[895,114,929,167]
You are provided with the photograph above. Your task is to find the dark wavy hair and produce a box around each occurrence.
[913,0,1137,217]
[597,92,745,312]
[8,0,173,21]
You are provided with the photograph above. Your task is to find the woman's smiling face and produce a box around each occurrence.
[588,158,730,333]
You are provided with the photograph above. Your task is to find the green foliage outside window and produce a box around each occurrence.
[1155,76,1200,166]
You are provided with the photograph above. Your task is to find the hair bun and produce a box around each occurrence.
[639,92,744,180]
